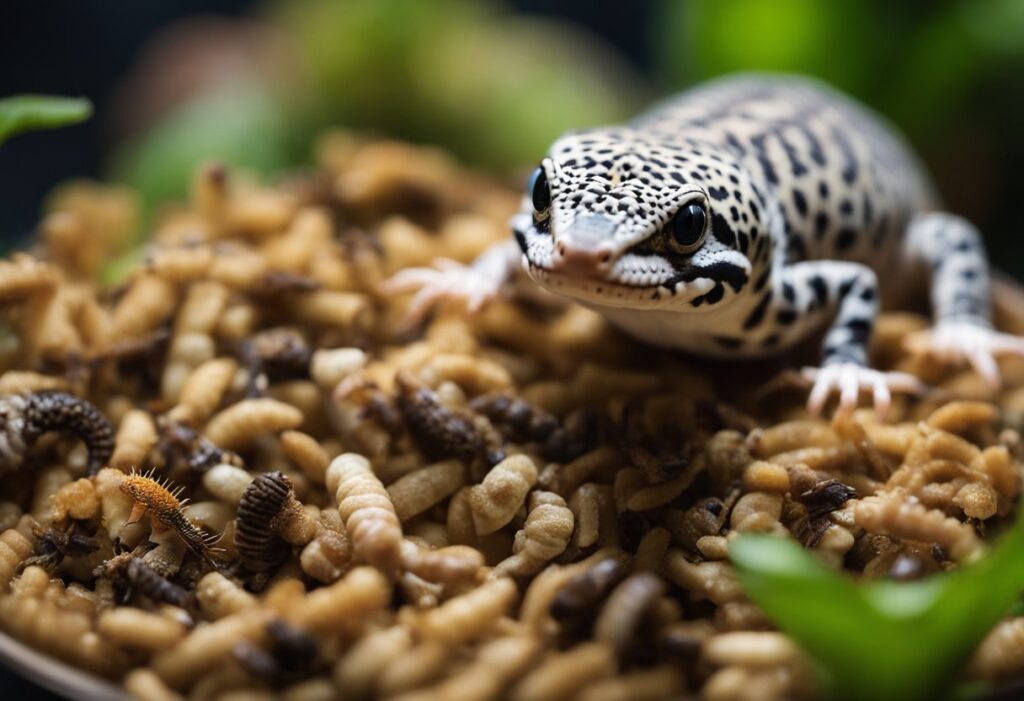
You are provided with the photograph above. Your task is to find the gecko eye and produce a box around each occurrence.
[529,166,550,216]
[668,202,707,253]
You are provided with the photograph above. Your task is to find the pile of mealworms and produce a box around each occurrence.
[1,132,1023,701]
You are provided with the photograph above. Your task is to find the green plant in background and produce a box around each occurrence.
[0,95,91,147]
[109,0,641,219]
[731,507,1024,701]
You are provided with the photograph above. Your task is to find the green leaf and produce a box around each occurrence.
[0,95,92,146]
[731,505,1024,701]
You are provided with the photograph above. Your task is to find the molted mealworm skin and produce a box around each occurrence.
[119,473,222,563]
[235,472,293,573]
[0,391,114,475]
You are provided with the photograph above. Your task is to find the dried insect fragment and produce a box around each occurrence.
[95,553,195,611]
[241,327,312,397]
[469,392,559,443]
[23,523,98,572]
[232,619,319,686]
[0,391,114,475]
[551,557,629,622]
[118,471,222,565]
[594,572,668,659]
[235,472,299,573]
[394,371,497,465]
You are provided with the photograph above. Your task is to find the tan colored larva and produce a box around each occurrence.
[118,471,222,565]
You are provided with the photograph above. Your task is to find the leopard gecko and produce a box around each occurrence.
[386,74,1024,415]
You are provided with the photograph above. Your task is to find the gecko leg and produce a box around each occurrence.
[754,261,923,416]
[381,239,522,323]
[902,213,1024,388]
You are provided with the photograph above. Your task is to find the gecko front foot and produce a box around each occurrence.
[905,321,1024,389]
[802,363,925,418]
[381,258,504,324]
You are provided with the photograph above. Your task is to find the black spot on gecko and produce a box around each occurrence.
[860,287,876,302]
[743,290,773,331]
[836,228,857,251]
[814,212,829,239]
[793,189,808,217]
[762,333,781,349]
[777,309,798,325]
[754,269,771,292]
[711,213,737,248]
[782,282,795,303]
[705,283,725,305]
[809,276,828,306]
[708,186,729,201]
[714,335,743,349]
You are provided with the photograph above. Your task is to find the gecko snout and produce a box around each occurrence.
[552,214,617,277]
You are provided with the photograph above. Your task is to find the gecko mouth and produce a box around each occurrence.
[525,262,715,309]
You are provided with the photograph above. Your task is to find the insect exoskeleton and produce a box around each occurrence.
[0,391,114,475]
[117,471,222,565]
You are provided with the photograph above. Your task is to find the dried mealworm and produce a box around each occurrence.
[326,453,403,573]
[387,459,466,522]
[110,409,158,472]
[235,471,296,573]
[0,391,114,475]
[203,398,303,451]
[469,454,538,535]
[493,491,574,578]
[413,576,517,644]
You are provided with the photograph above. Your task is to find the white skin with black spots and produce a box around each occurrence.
[385,74,1024,417]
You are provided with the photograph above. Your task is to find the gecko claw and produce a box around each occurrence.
[381,258,504,325]
[905,322,1024,389]
[802,364,925,419]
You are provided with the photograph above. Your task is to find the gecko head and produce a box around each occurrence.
[513,128,771,311]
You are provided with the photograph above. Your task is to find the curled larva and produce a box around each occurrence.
[469,454,538,536]
[854,492,981,562]
[400,540,484,584]
[510,642,616,701]
[0,391,114,475]
[0,528,34,590]
[109,272,178,340]
[0,370,67,396]
[51,477,101,523]
[279,430,331,485]
[418,353,513,395]
[167,357,238,426]
[493,491,574,578]
[387,459,466,523]
[196,571,257,620]
[287,566,391,634]
[0,253,58,301]
[110,409,158,472]
[98,607,188,651]
[326,453,403,573]
[119,472,222,564]
[310,347,367,390]
[203,398,303,451]
[292,289,372,329]
[202,464,254,506]
[300,527,353,583]
[413,576,518,645]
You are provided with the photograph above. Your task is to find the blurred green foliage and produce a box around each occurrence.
[653,0,1024,138]
[110,0,640,215]
[0,95,91,147]
[731,505,1024,701]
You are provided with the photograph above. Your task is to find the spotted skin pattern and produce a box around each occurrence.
[388,74,1024,414]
